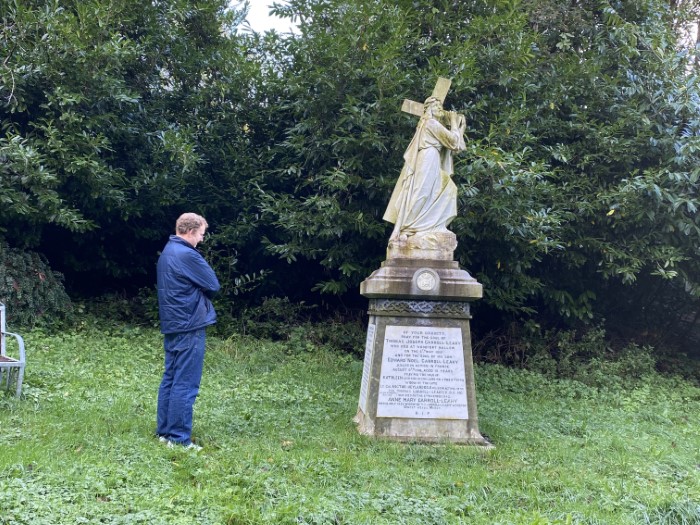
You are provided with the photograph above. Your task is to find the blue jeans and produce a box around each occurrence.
[156,328,205,445]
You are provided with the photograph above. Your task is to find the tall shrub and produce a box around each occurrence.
[252,0,700,332]
[0,0,258,291]
[0,241,71,327]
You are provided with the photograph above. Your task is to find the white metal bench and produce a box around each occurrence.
[0,303,26,397]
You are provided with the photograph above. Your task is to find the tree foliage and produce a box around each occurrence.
[255,0,700,334]
[0,239,71,327]
[1,0,699,339]
[1,0,258,287]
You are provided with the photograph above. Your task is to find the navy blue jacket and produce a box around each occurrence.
[157,235,220,334]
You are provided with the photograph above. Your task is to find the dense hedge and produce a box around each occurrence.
[2,0,699,343]
[0,241,71,327]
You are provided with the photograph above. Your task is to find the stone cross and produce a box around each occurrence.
[401,77,452,117]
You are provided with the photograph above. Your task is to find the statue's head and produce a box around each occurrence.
[423,96,445,121]
[423,96,442,115]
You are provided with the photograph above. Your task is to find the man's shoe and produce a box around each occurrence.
[164,440,202,451]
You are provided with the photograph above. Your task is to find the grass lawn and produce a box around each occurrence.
[0,326,698,524]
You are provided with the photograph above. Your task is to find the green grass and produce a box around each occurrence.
[0,326,699,524]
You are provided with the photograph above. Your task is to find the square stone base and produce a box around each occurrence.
[355,297,489,446]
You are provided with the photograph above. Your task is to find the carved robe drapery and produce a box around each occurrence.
[383,116,466,240]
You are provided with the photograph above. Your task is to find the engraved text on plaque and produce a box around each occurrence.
[377,325,468,419]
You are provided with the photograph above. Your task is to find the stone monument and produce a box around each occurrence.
[355,78,488,445]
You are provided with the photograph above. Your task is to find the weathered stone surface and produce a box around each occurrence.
[357,257,489,446]
[354,299,488,445]
[386,231,458,261]
[360,258,483,301]
[384,78,467,250]
[356,77,488,446]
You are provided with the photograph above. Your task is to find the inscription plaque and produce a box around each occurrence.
[377,325,468,419]
[358,323,376,413]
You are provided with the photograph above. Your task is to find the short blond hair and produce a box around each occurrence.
[175,213,208,234]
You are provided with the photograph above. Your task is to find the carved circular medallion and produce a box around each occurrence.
[416,270,437,291]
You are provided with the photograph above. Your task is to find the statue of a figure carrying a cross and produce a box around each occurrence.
[384,78,467,260]
[357,77,486,446]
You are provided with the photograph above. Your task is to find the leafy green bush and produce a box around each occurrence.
[80,288,159,329]
[0,241,71,327]
[239,296,316,339]
[536,327,660,388]
[476,323,668,388]
[239,297,365,355]
[4,0,700,342]
[254,0,700,334]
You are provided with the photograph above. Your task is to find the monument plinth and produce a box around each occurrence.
[356,77,489,445]
[356,257,488,445]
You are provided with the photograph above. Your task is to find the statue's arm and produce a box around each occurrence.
[427,118,465,152]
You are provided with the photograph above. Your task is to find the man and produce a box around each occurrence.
[384,96,467,244]
[156,212,220,450]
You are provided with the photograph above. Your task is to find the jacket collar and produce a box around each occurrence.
[169,235,196,250]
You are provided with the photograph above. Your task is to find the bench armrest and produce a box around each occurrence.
[1,331,26,364]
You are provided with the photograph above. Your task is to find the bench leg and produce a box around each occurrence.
[15,366,24,397]
[0,367,24,397]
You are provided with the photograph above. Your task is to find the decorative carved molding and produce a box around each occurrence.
[369,299,471,318]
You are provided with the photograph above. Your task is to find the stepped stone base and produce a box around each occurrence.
[356,257,490,446]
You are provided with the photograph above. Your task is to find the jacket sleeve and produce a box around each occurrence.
[183,250,221,296]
